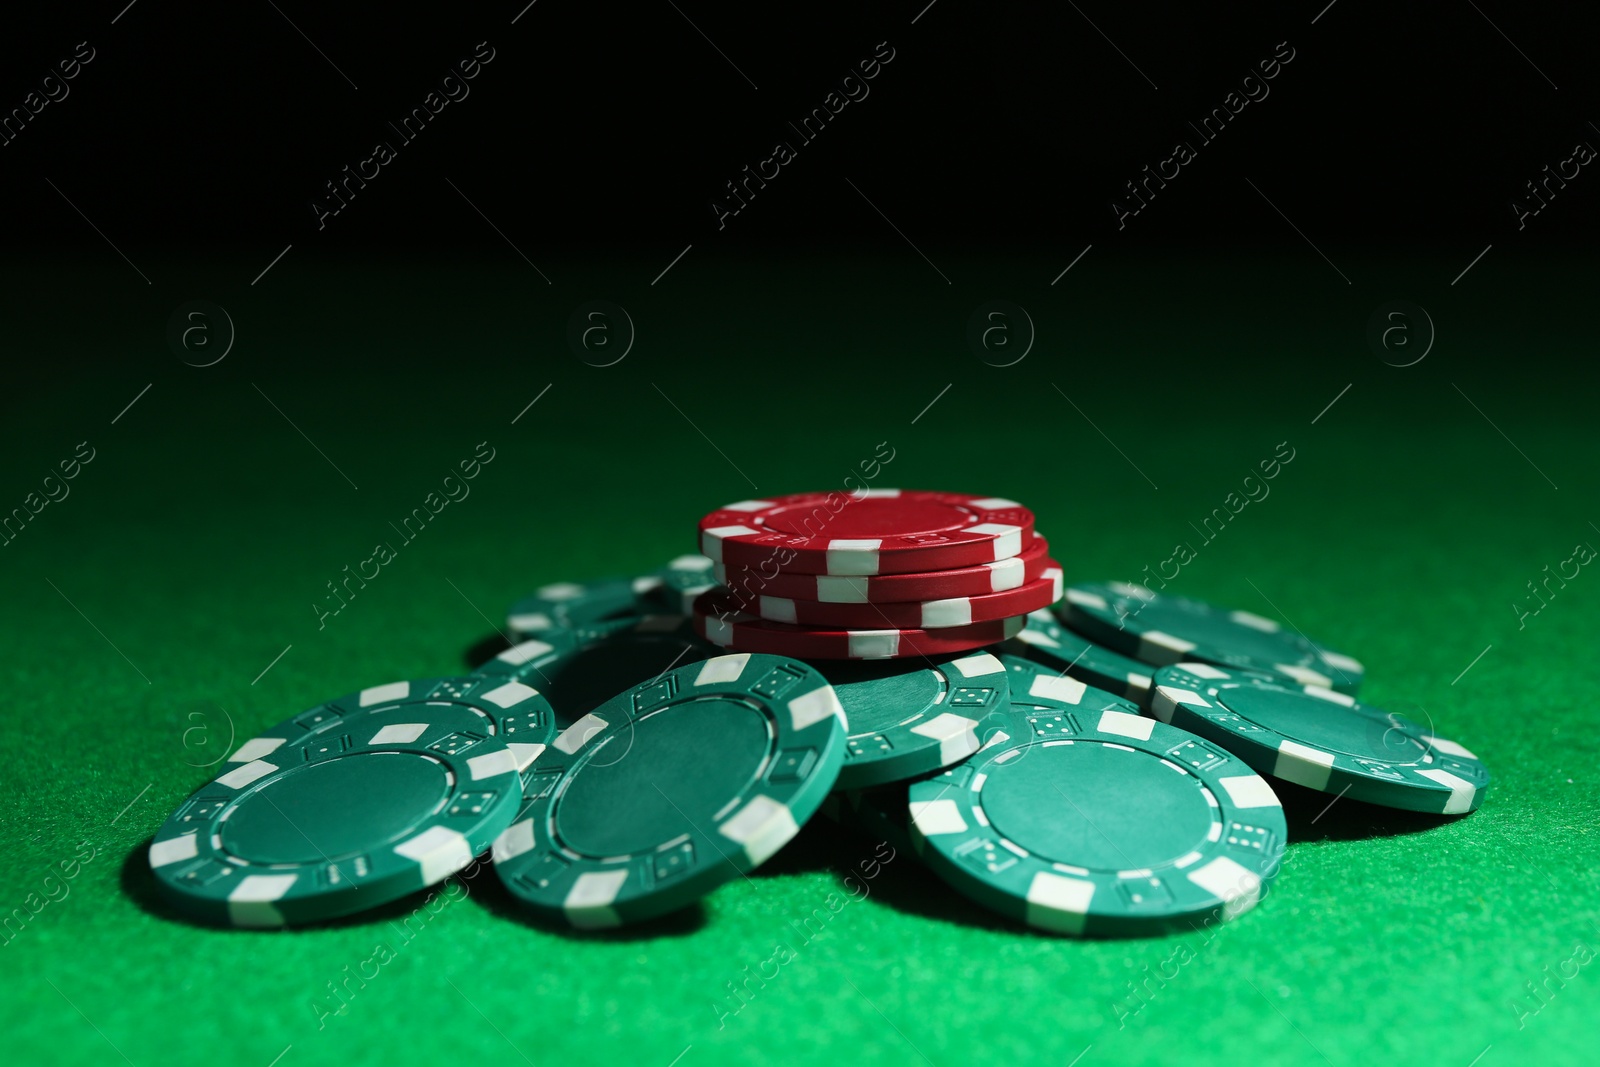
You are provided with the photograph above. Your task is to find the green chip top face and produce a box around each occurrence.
[1004,609,1155,707]
[1151,662,1489,815]
[1061,582,1365,694]
[492,652,847,929]
[907,655,1287,937]
[822,650,1012,790]
[148,676,548,927]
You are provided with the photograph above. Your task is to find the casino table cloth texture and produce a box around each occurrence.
[1,253,1595,1067]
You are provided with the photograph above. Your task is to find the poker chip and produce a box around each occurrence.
[1150,662,1490,814]
[634,554,718,615]
[699,490,1034,576]
[909,656,1288,937]
[148,676,548,927]
[1062,581,1365,693]
[477,615,715,727]
[693,590,1024,660]
[823,651,1012,790]
[733,566,1062,630]
[1001,609,1155,707]
[506,577,641,638]
[492,652,847,927]
[717,534,1052,604]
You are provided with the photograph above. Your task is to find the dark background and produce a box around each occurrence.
[1,0,1591,255]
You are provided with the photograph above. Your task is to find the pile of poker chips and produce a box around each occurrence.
[145,491,1492,937]
[693,490,1059,659]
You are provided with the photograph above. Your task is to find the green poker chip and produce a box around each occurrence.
[823,650,1012,790]
[477,615,716,727]
[1150,662,1490,814]
[1001,609,1156,707]
[506,577,641,638]
[1061,581,1365,694]
[148,676,550,927]
[635,554,718,615]
[908,655,1288,937]
[492,652,847,928]
[506,557,719,641]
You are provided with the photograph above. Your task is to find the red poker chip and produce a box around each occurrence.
[718,534,1052,604]
[699,490,1034,576]
[730,565,1062,629]
[692,590,1024,660]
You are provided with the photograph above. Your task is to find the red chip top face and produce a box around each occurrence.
[698,490,1035,576]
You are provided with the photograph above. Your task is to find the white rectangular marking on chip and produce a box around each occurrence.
[671,554,713,571]
[1218,774,1282,810]
[970,497,1020,510]
[701,525,759,561]
[1098,709,1155,741]
[369,722,428,745]
[537,582,585,599]
[1142,631,1195,662]
[506,742,546,771]
[228,876,297,902]
[149,834,200,868]
[858,488,901,499]
[908,798,968,836]
[1229,610,1280,633]
[1304,685,1354,707]
[228,874,297,927]
[1024,871,1093,935]
[968,523,1022,560]
[482,680,539,709]
[508,612,553,632]
[498,641,555,666]
[951,652,1003,678]
[1066,589,1107,610]
[826,539,882,575]
[1417,769,1477,814]
[762,597,798,624]
[230,737,286,763]
[703,617,734,646]
[1159,687,1210,710]
[719,795,798,866]
[564,869,630,928]
[816,576,869,603]
[360,680,410,706]
[1029,673,1087,705]
[987,557,1024,591]
[848,630,900,658]
[1424,736,1478,760]
[911,713,980,764]
[1274,740,1335,789]
[492,819,536,862]
[1186,856,1261,917]
[1015,628,1058,650]
[467,748,518,780]
[789,685,846,731]
[921,597,973,628]
[1181,662,1229,680]
[1321,650,1365,673]
[394,825,472,884]
[217,760,277,790]
[554,714,608,755]
[696,654,750,686]
[723,499,775,512]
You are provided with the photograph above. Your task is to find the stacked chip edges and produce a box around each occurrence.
[691,490,1062,660]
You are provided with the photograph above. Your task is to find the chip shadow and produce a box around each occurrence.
[1272,778,1470,842]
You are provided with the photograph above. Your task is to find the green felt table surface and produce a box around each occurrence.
[1,251,1595,1067]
